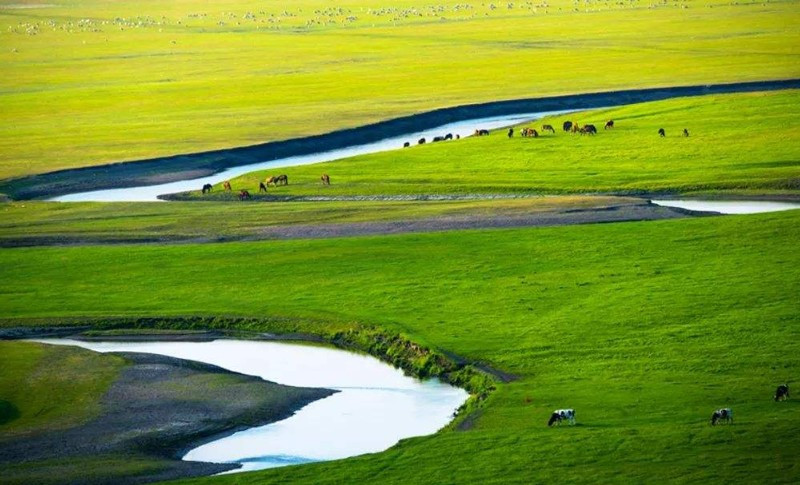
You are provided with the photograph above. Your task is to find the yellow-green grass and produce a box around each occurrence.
[1,0,799,179]
[0,195,637,243]
[0,211,798,483]
[0,341,125,436]
[202,90,800,197]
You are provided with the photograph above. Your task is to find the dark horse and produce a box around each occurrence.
[775,384,789,401]
[418,137,426,145]
[259,182,268,193]
[507,128,514,138]
[683,128,690,137]
[542,124,555,133]
[475,129,490,136]
[202,183,212,194]
[658,128,666,137]
[581,124,597,135]
[710,408,732,425]
[238,190,251,201]
[321,174,331,185]
[274,174,288,186]
[433,136,445,142]
[605,120,614,130]
[403,141,411,148]
[562,121,573,132]
[444,133,453,140]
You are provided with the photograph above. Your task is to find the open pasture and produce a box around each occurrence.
[204,90,800,198]
[1,210,799,483]
[1,0,799,179]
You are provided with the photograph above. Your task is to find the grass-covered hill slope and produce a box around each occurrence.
[1,210,798,483]
[202,90,800,198]
[1,0,799,178]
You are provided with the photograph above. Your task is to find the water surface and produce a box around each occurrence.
[34,339,468,473]
[651,199,800,214]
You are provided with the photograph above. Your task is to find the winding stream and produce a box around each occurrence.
[33,339,469,473]
[52,111,566,202]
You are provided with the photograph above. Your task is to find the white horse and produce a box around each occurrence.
[548,409,575,426]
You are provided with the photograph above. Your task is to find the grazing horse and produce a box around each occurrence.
[475,129,490,136]
[403,141,411,148]
[563,121,573,132]
[605,120,614,130]
[581,124,597,135]
[433,136,445,142]
[222,181,232,191]
[265,176,277,186]
[710,408,732,425]
[542,124,555,133]
[202,183,213,194]
[418,137,426,145]
[320,174,331,185]
[238,190,251,201]
[775,384,789,401]
[274,174,288,185]
[456,134,461,139]
[507,128,514,138]
[548,409,576,426]
[571,123,581,134]
[444,133,453,140]
[259,182,267,193]
[658,128,666,137]
[683,128,690,137]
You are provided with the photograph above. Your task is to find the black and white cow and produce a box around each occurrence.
[775,384,790,402]
[548,409,575,426]
[710,408,732,425]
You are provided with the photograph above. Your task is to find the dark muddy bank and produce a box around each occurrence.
[0,350,335,485]
[2,79,798,200]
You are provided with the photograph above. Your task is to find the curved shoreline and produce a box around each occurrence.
[2,78,799,200]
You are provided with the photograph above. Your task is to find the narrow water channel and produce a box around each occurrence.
[33,339,469,473]
[651,199,800,214]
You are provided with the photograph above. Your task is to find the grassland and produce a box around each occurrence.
[0,340,124,436]
[0,195,651,245]
[1,0,799,179]
[1,210,798,483]
[193,89,800,198]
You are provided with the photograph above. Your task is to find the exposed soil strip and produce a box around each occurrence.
[2,79,798,200]
[0,202,696,247]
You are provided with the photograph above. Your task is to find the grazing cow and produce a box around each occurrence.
[321,174,331,185]
[605,120,614,130]
[775,384,789,402]
[403,141,410,148]
[508,128,514,138]
[222,181,232,191]
[418,137,426,145]
[658,128,666,137]
[433,136,445,142]
[710,408,732,426]
[581,124,597,135]
[542,124,555,133]
[274,174,288,185]
[259,182,267,193]
[683,128,690,137]
[475,129,490,136]
[238,190,251,201]
[548,409,576,426]
[202,183,212,194]
[563,121,573,132]
[444,133,453,140]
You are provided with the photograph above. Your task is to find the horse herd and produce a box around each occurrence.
[548,384,789,428]
[201,173,331,200]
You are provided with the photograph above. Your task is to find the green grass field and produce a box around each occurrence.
[0,341,124,436]
[1,211,799,483]
[1,0,799,179]
[201,89,800,198]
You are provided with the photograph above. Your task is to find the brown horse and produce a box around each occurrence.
[222,181,232,191]
[605,120,614,130]
[521,128,539,138]
[580,124,597,135]
[259,182,268,193]
[571,123,581,134]
[273,174,288,185]
[238,190,251,200]
[265,176,277,186]
[542,124,555,133]
[321,174,331,185]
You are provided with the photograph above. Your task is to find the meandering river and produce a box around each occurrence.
[33,339,469,473]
